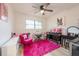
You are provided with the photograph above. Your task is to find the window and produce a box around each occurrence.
[26,20,42,29]
[26,20,34,29]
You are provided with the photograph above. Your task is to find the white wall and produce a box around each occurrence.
[47,6,79,33]
[13,12,47,35]
[0,4,14,46]
[12,4,79,36]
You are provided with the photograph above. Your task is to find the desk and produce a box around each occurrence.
[46,32,77,48]
[46,32,61,44]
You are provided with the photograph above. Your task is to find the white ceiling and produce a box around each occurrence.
[10,3,79,18]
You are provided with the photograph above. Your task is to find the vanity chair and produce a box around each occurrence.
[19,33,33,47]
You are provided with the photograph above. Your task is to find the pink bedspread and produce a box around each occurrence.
[23,40,60,56]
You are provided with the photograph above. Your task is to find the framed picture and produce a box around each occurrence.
[57,17,64,26]
[0,3,8,22]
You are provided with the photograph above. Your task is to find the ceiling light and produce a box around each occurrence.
[41,10,44,14]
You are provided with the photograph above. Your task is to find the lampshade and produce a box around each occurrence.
[40,10,44,15]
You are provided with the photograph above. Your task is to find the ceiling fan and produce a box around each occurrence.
[32,3,53,15]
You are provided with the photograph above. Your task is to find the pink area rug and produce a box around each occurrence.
[23,40,60,56]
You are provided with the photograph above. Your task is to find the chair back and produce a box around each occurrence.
[19,33,32,45]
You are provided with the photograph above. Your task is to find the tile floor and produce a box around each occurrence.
[44,47,70,56]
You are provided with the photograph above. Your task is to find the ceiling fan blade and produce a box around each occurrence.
[42,13,45,15]
[32,5,40,9]
[44,9,53,12]
[43,3,50,9]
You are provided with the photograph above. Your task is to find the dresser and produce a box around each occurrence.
[0,37,19,56]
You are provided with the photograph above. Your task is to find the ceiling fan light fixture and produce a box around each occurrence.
[33,3,53,15]
[41,10,44,14]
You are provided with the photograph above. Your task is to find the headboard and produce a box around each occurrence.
[67,26,79,36]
